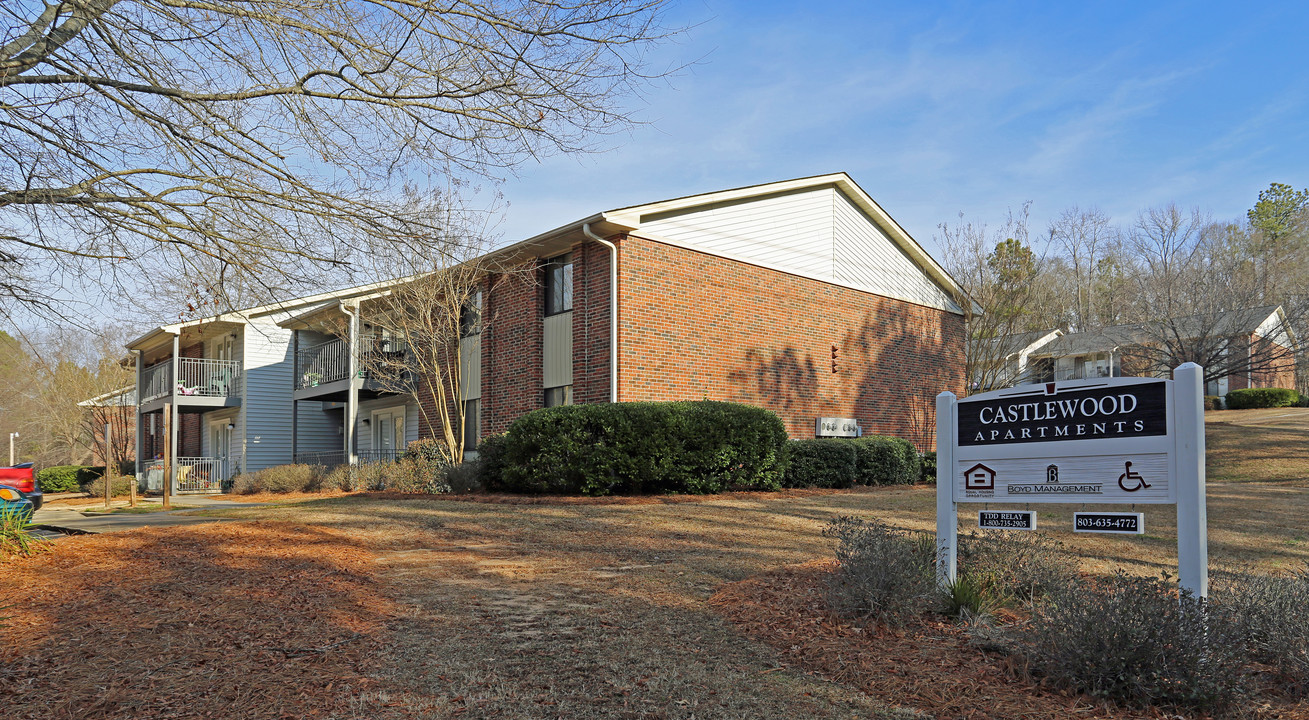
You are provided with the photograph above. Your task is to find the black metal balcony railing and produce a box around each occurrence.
[140,358,242,404]
[294,337,410,390]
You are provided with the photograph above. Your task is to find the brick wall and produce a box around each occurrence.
[614,236,965,448]
[482,264,544,435]
[572,240,612,404]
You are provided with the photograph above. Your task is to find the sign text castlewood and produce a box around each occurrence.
[958,382,1167,446]
[951,378,1176,505]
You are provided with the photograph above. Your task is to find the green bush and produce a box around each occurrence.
[824,516,936,627]
[37,465,84,493]
[83,474,136,498]
[1021,572,1251,713]
[919,451,937,484]
[491,401,788,496]
[404,437,447,461]
[474,433,508,490]
[1225,387,1299,409]
[784,439,857,488]
[847,435,920,485]
[1203,395,1224,411]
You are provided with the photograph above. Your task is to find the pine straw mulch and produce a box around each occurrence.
[708,560,1309,720]
[0,522,400,720]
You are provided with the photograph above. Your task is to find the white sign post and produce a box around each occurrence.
[936,362,1208,597]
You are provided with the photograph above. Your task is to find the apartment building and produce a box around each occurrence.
[127,173,971,493]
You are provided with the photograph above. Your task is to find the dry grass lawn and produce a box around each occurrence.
[4,409,1308,719]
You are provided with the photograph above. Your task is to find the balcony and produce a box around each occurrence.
[139,358,243,413]
[293,336,410,400]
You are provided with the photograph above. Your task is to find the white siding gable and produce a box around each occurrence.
[635,185,960,313]
[832,191,959,312]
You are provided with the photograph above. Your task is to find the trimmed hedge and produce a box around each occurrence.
[37,465,86,493]
[1225,387,1299,410]
[782,436,923,488]
[487,401,788,496]
[785,440,857,488]
[849,436,920,486]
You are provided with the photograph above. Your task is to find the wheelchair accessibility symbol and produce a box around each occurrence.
[1117,461,1151,492]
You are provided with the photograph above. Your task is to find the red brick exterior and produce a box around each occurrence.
[482,265,544,435]
[1226,333,1296,391]
[613,236,964,448]
[463,235,965,448]
[572,240,613,405]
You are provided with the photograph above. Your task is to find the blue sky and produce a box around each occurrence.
[493,0,1309,257]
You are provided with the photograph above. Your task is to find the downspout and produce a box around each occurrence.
[582,223,619,402]
[340,301,359,465]
[133,350,144,486]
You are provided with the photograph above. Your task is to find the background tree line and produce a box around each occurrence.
[939,183,1309,394]
[0,327,133,467]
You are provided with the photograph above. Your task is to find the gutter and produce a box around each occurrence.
[582,223,619,403]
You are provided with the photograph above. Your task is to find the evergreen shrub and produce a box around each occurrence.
[1225,387,1299,409]
[489,401,788,496]
[784,439,857,488]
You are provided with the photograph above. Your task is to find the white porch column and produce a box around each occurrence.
[169,333,180,495]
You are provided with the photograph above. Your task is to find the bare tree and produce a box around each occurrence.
[1,0,674,320]
[1113,206,1298,387]
[1047,206,1119,330]
[939,203,1061,393]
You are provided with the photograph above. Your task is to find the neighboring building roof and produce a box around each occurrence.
[1030,305,1288,358]
[127,172,977,351]
[77,386,137,407]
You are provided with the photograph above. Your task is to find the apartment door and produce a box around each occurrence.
[208,418,232,480]
[373,409,405,461]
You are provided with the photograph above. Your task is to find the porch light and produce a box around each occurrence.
[226,422,235,430]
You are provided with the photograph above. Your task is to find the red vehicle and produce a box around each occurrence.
[0,463,42,511]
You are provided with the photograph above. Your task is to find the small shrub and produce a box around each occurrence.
[0,506,46,557]
[824,516,936,627]
[940,573,1003,621]
[387,456,452,494]
[784,440,857,488]
[1225,387,1299,409]
[230,464,321,494]
[404,437,447,461]
[443,460,483,494]
[919,451,937,484]
[84,474,135,498]
[1214,565,1309,687]
[958,530,1078,604]
[37,465,84,493]
[319,465,358,492]
[474,433,508,490]
[1203,395,1225,411]
[1022,571,1251,713]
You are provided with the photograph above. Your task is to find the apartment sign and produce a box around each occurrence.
[936,367,1210,598]
[951,377,1175,505]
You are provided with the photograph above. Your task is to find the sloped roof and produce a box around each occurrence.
[1032,306,1284,357]
[128,173,975,350]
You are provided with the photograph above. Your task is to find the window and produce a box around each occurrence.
[544,385,573,408]
[462,399,480,451]
[544,253,573,316]
[460,289,482,337]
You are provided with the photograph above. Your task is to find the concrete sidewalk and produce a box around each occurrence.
[33,496,269,535]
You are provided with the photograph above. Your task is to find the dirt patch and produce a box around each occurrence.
[710,560,1309,720]
[0,522,399,720]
